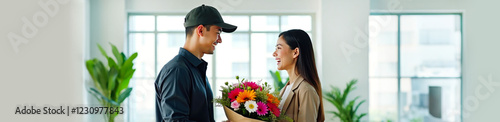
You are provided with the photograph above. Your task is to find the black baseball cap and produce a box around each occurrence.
[184,4,237,33]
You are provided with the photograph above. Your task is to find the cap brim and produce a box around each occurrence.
[215,23,237,33]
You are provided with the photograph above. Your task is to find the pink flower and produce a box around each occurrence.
[228,88,243,102]
[267,102,280,117]
[231,100,240,110]
[256,101,268,116]
[233,83,240,87]
[241,81,262,90]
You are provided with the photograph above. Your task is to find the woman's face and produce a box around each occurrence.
[273,36,298,71]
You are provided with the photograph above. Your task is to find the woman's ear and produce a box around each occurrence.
[196,25,204,37]
[293,48,300,58]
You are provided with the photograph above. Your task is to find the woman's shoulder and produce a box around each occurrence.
[296,79,318,94]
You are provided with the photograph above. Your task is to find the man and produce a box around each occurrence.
[155,4,237,122]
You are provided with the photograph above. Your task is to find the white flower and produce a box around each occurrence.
[244,100,258,113]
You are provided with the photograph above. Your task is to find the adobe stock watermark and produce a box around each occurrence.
[211,0,243,13]
[460,74,500,118]
[340,0,404,63]
[7,0,69,53]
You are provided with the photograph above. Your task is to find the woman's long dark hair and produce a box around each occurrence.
[279,29,325,121]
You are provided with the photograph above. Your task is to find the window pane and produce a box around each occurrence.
[213,78,235,122]
[400,78,461,122]
[129,33,155,78]
[204,55,213,78]
[129,16,155,31]
[157,33,185,73]
[128,14,313,122]
[369,78,398,122]
[216,33,250,78]
[400,15,461,77]
[223,16,249,32]
[251,16,279,31]
[369,15,398,77]
[128,78,156,122]
[250,33,284,79]
[157,16,185,31]
[281,15,312,31]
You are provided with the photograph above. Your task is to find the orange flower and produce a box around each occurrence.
[236,90,256,103]
[267,93,280,107]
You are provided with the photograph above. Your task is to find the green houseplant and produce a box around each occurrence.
[324,79,367,122]
[85,43,138,122]
[269,70,289,93]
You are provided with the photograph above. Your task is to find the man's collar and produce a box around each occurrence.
[178,48,206,67]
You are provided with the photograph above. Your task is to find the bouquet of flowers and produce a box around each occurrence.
[214,76,291,122]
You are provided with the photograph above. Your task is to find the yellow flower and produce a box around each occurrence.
[236,90,256,103]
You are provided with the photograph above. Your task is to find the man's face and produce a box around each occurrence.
[200,25,222,54]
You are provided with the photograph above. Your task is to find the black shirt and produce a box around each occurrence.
[155,48,214,122]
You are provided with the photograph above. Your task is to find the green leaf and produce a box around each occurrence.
[275,71,282,82]
[121,52,137,76]
[117,69,134,95]
[86,60,99,87]
[89,88,119,106]
[269,70,287,92]
[341,80,356,104]
[117,88,132,104]
[108,67,118,92]
[324,79,367,122]
[97,44,109,58]
[329,111,347,122]
[353,100,366,116]
[111,43,124,66]
[87,89,102,102]
[346,99,357,120]
[86,43,139,114]
[94,60,108,91]
[121,52,127,64]
[357,113,367,122]
[107,57,118,69]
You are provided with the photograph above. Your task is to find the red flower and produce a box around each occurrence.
[267,102,280,117]
[267,93,280,107]
[228,88,243,102]
[241,81,262,90]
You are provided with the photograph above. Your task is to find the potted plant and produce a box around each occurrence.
[85,43,138,122]
[324,79,367,122]
[269,70,288,93]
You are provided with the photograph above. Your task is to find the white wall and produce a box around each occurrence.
[0,0,85,121]
[89,0,126,59]
[320,0,371,121]
[126,0,319,13]
[371,0,500,121]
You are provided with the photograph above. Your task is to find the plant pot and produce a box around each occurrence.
[223,106,264,122]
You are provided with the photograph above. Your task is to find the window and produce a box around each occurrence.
[369,14,462,122]
[126,14,313,122]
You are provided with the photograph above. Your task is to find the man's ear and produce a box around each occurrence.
[293,48,300,58]
[196,25,204,37]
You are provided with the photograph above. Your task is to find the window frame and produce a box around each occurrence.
[125,13,315,121]
[369,12,463,122]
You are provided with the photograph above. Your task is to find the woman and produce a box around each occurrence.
[273,29,325,122]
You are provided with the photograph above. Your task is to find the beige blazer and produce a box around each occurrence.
[279,76,324,122]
